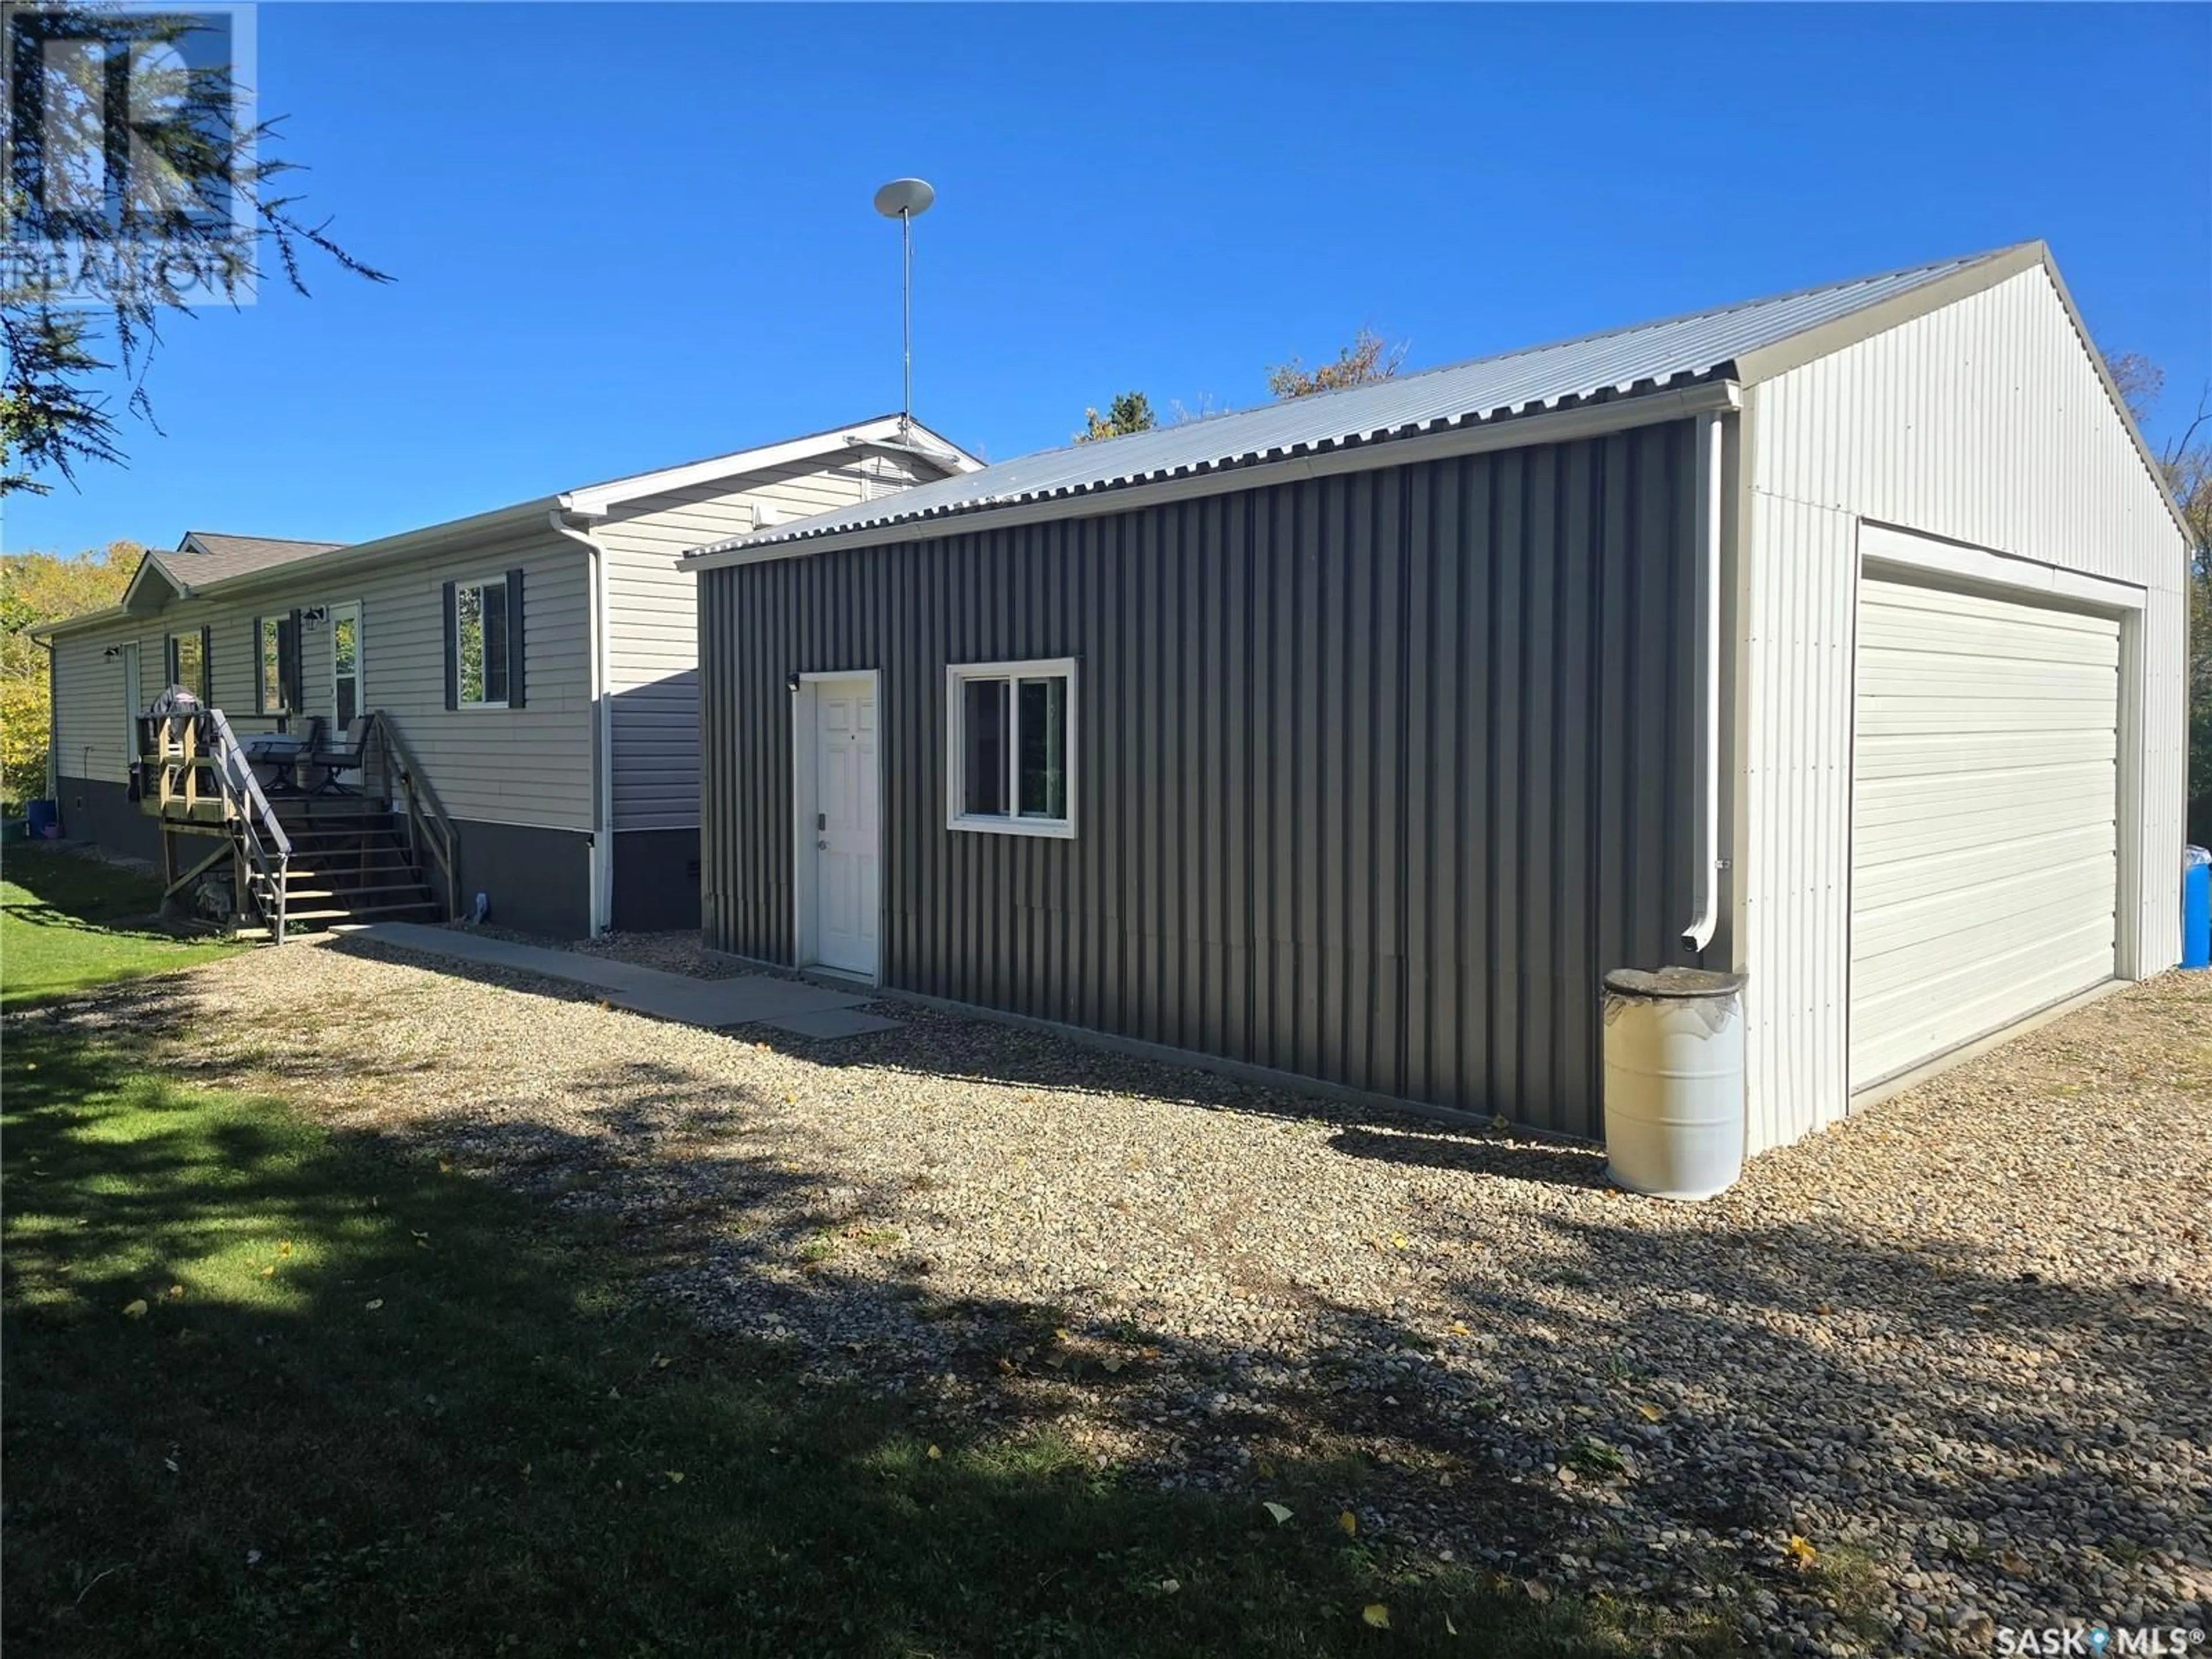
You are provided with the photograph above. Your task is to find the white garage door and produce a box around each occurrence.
[1850,574,2120,1091]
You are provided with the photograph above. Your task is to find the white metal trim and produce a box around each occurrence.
[944,657,1078,840]
[1858,521,2148,613]
[791,669,885,986]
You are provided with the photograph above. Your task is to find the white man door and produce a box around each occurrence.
[811,680,880,978]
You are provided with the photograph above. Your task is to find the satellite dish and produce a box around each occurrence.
[873,177,935,219]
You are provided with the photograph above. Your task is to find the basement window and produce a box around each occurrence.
[945,658,1075,838]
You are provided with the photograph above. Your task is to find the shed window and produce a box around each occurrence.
[946,658,1074,838]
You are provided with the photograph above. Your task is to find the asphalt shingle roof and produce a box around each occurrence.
[160,533,345,586]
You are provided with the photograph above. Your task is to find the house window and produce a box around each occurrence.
[454,578,509,707]
[167,630,209,702]
[256,616,283,714]
[945,658,1075,837]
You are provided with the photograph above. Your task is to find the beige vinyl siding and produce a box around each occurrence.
[1736,264,2189,1153]
[596,450,936,832]
[51,623,140,785]
[49,531,593,832]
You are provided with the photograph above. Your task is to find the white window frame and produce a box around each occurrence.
[945,657,1077,839]
[167,631,207,702]
[255,615,285,715]
[453,577,509,710]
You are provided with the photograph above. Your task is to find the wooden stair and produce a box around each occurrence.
[250,796,441,934]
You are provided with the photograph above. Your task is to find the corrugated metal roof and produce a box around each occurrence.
[687,247,2005,562]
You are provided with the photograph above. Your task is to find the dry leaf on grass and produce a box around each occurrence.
[1263,1501,1293,1526]
[1338,1510,1358,1537]
[121,1299,148,1319]
[1362,1603,1390,1628]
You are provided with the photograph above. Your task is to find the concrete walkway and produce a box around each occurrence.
[350,923,901,1039]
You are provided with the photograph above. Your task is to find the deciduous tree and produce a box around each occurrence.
[2107,350,2212,823]
[0,541,138,803]
[1266,327,1407,400]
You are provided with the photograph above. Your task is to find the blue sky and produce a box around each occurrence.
[7,2,2209,554]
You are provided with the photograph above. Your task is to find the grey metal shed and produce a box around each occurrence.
[681,243,2190,1153]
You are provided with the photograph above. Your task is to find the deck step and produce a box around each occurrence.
[275,871,418,885]
[282,900,442,923]
[266,884,435,904]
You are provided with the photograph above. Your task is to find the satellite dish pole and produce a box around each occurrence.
[872,177,935,438]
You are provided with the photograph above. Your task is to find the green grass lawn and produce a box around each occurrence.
[2,845,237,1007]
[1,861,1747,1657]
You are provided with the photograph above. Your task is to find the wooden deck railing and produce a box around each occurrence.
[362,711,460,921]
[145,709,294,941]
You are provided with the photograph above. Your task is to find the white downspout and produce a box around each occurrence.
[548,507,614,936]
[1680,405,1728,955]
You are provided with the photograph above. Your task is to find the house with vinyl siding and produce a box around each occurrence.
[39,415,978,937]
[680,242,2191,1157]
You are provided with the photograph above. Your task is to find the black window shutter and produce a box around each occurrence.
[165,635,178,686]
[505,567,527,709]
[442,581,459,710]
[199,624,213,703]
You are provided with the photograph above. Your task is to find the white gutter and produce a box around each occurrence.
[547,507,615,936]
[1680,408,1726,954]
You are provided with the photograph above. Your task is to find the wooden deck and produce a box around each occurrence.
[136,709,458,940]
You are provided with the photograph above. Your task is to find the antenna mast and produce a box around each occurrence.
[872,178,937,437]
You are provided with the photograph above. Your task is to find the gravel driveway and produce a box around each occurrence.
[28,934,2210,1655]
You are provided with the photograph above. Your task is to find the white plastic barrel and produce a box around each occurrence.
[1600,967,1748,1201]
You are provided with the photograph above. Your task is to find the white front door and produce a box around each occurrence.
[812,679,880,977]
[329,602,362,730]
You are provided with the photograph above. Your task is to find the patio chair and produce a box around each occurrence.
[309,716,371,794]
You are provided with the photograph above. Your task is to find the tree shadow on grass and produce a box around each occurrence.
[15,952,2209,1654]
[2,844,173,932]
[3,1014,1717,1659]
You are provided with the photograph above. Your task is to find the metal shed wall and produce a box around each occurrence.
[1736,264,2190,1153]
[700,420,1702,1137]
